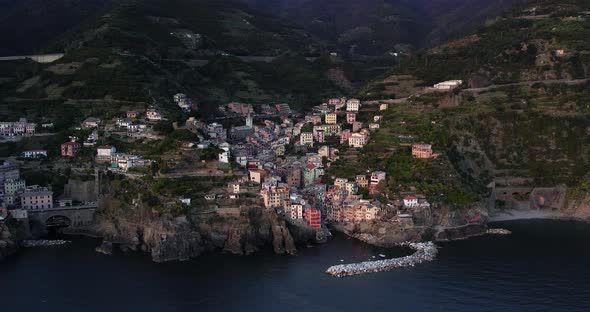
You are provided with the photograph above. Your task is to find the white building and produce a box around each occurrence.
[371,171,387,184]
[218,142,231,164]
[97,146,117,158]
[345,181,358,195]
[4,178,25,206]
[403,195,418,208]
[146,108,163,121]
[228,182,241,194]
[116,119,132,128]
[348,133,367,148]
[300,132,314,146]
[22,150,47,158]
[346,99,360,112]
[174,93,192,112]
[287,203,304,220]
[433,80,463,90]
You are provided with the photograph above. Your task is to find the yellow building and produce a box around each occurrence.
[325,113,337,125]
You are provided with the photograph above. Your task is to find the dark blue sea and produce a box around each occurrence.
[2,219,590,312]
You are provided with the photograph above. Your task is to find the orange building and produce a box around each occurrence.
[412,143,437,159]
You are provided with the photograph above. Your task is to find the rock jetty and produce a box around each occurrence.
[21,240,71,248]
[326,242,438,277]
[486,228,512,235]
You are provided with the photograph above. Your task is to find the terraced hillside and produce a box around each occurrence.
[332,0,590,207]
[236,0,522,56]
[0,0,347,125]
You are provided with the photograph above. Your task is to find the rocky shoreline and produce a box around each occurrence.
[92,208,329,262]
[0,222,17,261]
[21,240,71,248]
[486,228,512,235]
[326,242,438,277]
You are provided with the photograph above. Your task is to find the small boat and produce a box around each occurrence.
[378,254,387,258]
[340,259,344,262]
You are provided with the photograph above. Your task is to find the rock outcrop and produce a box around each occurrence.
[332,202,488,247]
[0,221,17,261]
[96,207,305,262]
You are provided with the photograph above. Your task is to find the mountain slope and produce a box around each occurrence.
[364,0,590,96]
[356,0,590,196]
[0,0,347,124]
[235,0,522,56]
[0,0,114,55]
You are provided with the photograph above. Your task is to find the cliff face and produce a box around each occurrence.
[96,206,307,262]
[0,222,17,261]
[563,194,590,221]
[333,203,488,246]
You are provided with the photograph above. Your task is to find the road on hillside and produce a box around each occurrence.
[463,78,590,93]
[365,78,590,104]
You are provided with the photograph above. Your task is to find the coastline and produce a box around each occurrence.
[488,209,567,222]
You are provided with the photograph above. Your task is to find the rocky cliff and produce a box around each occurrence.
[333,202,489,247]
[562,193,590,221]
[0,221,17,261]
[95,202,316,262]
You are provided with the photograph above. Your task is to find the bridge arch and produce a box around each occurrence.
[45,215,72,228]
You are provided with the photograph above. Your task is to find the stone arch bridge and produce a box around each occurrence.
[27,204,97,228]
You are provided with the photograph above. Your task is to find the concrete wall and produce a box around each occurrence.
[64,179,98,202]
[0,53,64,63]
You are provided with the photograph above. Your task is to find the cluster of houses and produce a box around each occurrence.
[0,118,36,136]
[96,145,152,171]
[296,98,380,150]
[59,118,153,171]
[198,97,438,230]
[0,90,443,230]
[173,93,197,112]
[0,161,54,211]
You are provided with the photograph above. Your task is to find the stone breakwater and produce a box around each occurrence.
[21,240,71,248]
[325,242,438,277]
[486,228,512,235]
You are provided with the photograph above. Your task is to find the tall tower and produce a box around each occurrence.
[246,113,253,128]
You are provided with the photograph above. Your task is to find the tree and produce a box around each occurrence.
[153,121,173,134]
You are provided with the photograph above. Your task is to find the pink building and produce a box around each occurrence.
[61,141,81,157]
[126,111,141,118]
[346,112,357,124]
[20,186,53,210]
[81,117,101,128]
[412,143,438,159]
[227,102,253,116]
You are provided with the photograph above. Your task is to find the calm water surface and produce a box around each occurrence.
[2,219,590,312]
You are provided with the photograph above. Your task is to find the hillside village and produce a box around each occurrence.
[1,0,590,259]
[0,74,471,245]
